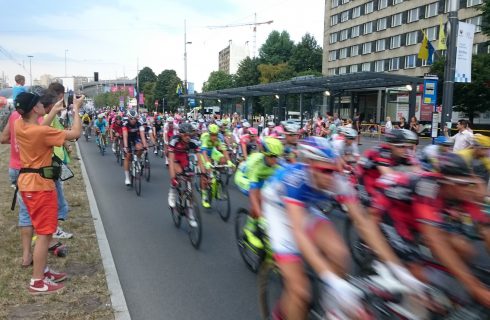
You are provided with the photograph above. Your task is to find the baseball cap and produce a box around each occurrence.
[15,92,40,115]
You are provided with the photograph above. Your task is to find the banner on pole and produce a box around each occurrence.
[455,22,475,83]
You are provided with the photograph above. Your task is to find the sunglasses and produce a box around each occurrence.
[311,165,337,174]
[210,133,218,137]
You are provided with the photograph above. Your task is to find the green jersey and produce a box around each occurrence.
[234,152,279,194]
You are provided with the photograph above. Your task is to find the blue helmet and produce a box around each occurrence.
[434,136,454,147]
[298,137,338,165]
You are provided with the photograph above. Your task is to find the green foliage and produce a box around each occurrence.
[235,57,261,87]
[137,67,157,91]
[154,69,182,112]
[142,82,156,111]
[430,54,490,123]
[203,71,235,92]
[258,30,295,65]
[289,33,323,73]
[481,0,490,37]
[94,90,131,108]
[257,63,295,84]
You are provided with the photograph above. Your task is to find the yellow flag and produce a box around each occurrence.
[437,19,447,50]
[418,33,429,60]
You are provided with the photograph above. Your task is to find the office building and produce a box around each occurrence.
[218,41,250,74]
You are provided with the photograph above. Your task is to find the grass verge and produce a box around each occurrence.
[0,144,114,319]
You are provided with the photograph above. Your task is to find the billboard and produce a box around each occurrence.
[111,85,135,97]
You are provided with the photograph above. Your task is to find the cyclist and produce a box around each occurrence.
[234,137,284,249]
[163,117,178,166]
[94,113,108,148]
[152,115,164,155]
[122,110,148,185]
[261,137,425,319]
[200,123,234,208]
[167,123,201,227]
[458,134,490,184]
[81,112,91,139]
[374,152,490,308]
[239,127,260,160]
[419,135,454,171]
[283,122,301,163]
[110,115,124,154]
[331,127,360,167]
[260,121,275,138]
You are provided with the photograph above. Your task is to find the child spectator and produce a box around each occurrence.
[12,74,27,100]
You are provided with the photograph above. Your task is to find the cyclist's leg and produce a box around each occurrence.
[168,161,183,208]
[276,260,310,320]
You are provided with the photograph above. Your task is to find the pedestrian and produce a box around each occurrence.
[445,119,473,152]
[333,113,342,127]
[397,116,409,130]
[353,112,361,145]
[409,116,420,133]
[14,92,83,294]
[385,116,393,133]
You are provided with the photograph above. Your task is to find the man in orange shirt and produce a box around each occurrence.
[14,92,83,295]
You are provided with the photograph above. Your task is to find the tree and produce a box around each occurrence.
[137,67,157,92]
[154,69,182,112]
[94,91,131,108]
[481,0,490,37]
[289,33,323,73]
[202,71,235,92]
[257,63,295,83]
[142,81,156,111]
[430,54,490,123]
[235,57,260,87]
[258,30,295,65]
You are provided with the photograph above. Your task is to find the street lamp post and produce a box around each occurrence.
[184,19,192,113]
[64,49,68,77]
[27,55,33,87]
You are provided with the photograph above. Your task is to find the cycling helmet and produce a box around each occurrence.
[140,117,147,125]
[472,134,490,148]
[179,123,194,134]
[167,116,174,123]
[127,109,138,119]
[298,137,338,166]
[340,127,358,140]
[261,137,284,157]
[156,116,162,121]
[384,129,418,145]
[191,122,199,130]
[242,122,251,128]
[98,113,104,119]
[198,118,205,123]
[236,123,242,129]
[222,118,230,126]
[283,123,301,134]
[267,121,275,127]
[434,136,455,147]
[249,127,258,135]
[215,120,223,127]
[115,115,122,121]
[208,124,220,134]
[437,153,473,179]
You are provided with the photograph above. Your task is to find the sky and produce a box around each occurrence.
[0,0,325,91]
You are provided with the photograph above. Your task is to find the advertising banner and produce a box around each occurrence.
[420,104,434,121]
[111,85,135,97]
[138,93,145,105]
[455,22,475,83]
[187,82,195,107]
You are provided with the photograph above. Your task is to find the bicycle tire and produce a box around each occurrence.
[144,156,151,182]
[258,261,283,320]
[169,205,182,228]
[134,162,142,196]
[235,208,264,273]
[187,192,202,249]
[216,180,231,222]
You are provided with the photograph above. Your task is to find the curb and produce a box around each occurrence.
[76,142,131,320]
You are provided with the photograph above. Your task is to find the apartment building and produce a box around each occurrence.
[218,41,250,75]
[322,0,488,77]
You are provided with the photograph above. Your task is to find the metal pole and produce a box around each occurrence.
[184,19,188,113]
[27,55,33,87]
[441,0,458,130]
[64,49,68,77]
[300,93,304,127]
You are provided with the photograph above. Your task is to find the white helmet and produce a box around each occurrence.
[242,122,251,128]
[167,116,174,123]
[339,127,358,139]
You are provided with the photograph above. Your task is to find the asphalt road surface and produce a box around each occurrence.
[79,136,437,320]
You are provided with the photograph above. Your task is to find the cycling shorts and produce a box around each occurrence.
[234,163,250,196]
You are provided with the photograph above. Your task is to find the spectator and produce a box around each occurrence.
[353,112,361,145]
[14,92,83,294]
[333,113,342,127]
[327,116,337,138]
[385,116,393,133]
[397,116,409,130]
[409,116,420,133]
[12,74,27,100]
[445,119,474,152]
[344,119,353,128]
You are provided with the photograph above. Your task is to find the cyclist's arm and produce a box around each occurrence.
[241,142,248,159]
[139,126,148,148]
[168,151,176,179]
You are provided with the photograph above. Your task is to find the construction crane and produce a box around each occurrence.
[207,13,273,58]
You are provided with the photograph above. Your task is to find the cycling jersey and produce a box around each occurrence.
[262,163,358,258]
[331,136,360,158]
[81,114,91,124]
[200,132,226,157]
[122,120,144,145]
[94,119,108,134]
[234,152,279,195]
[154,121,163,133]
[168,136,200,169]
[164,124,178,143]
[240,134,260,155]
[111,121,124,136]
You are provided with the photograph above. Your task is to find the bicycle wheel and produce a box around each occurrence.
[235,208,264,273]
[215,180,231,222]
[144,155,151,182]
[258,262,283,320]
[169,202,182,228]
[133,161,142,196]
[186,193,202,249]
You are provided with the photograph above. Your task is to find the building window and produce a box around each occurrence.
[328,68,337,76]
[378,0,388,10]
[390,35,401,49]
[421,59,430,67]
[365,1,374,14]
[405,55,417,69]
[408,8,419,23]
[467,0,483,7]
[341,0,350,4]
[406,31,418,46]
[473,44,479,55]
[375,60,385,72]
[377,18,387,31]
[426,2,438,18]
[340,29,349,41]
[393,0,403,4]
[362,62,371,71]
[339,66,347,75]
[330,33,338,44]
[352,6,361,19]
[329,50,338,61]
[392,13,403,27]
[350,64,358,73]
[339,48,348,59]
[351,25,360,38]
[341,11,349,22]
[330,15,339,26]
[389,57,400,71]
[376,39,386,51]
[331,0,339,8]
[351,45,359,56]
[426,26,437,41]
[467,16,482,33]
[364,22,373,34]
[363,42,372,54]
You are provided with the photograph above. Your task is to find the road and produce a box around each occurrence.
[79,136,434,320]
